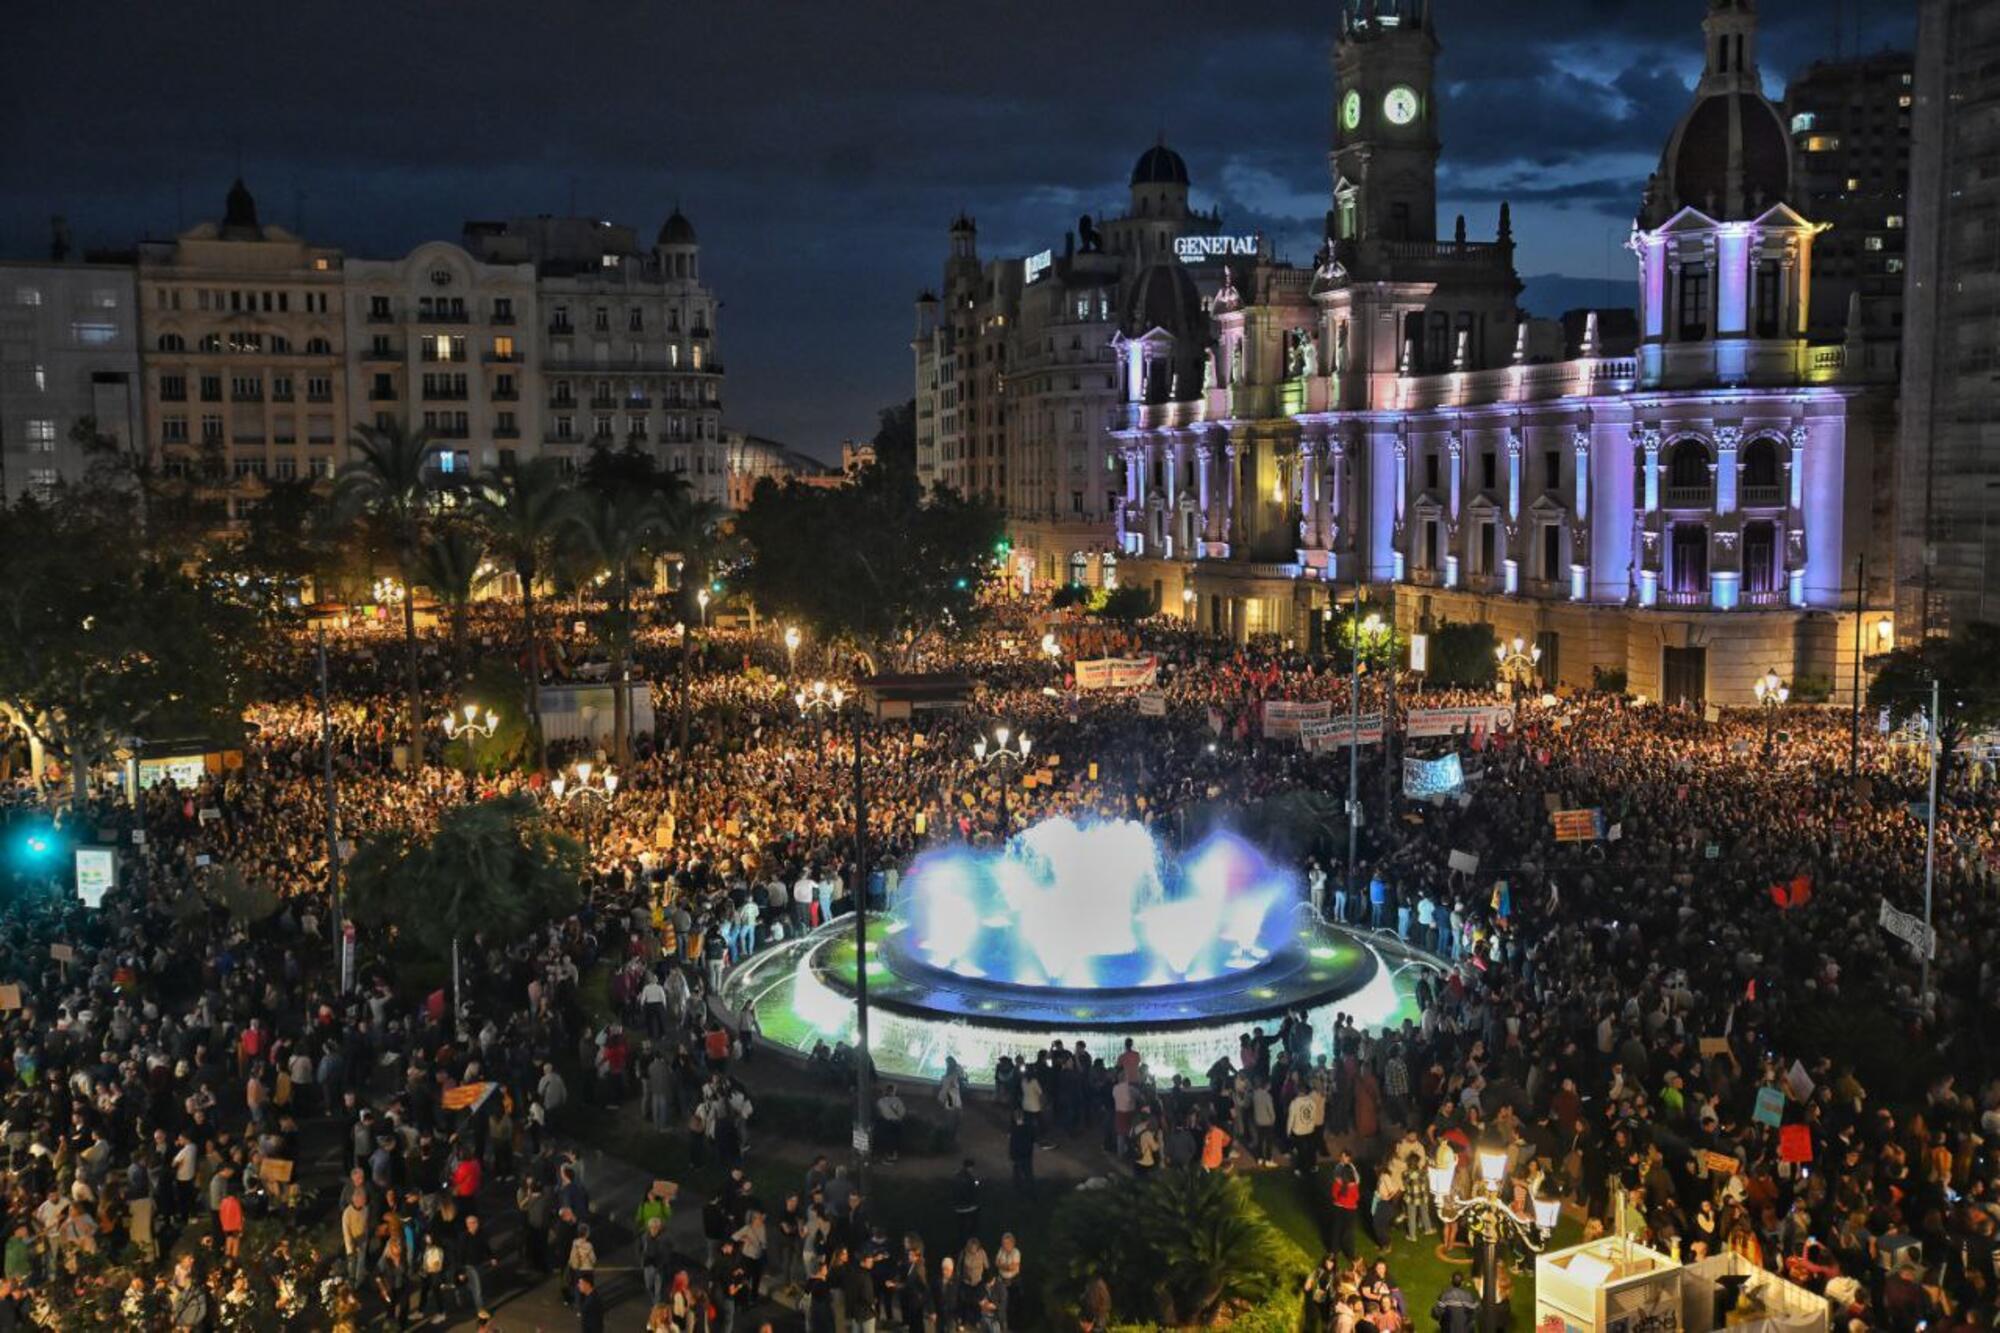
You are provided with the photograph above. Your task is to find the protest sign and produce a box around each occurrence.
[1877,897,1937,958]
[1299,714,1384,752]
[1403,754,1465,799]
[1136,691,1167,718]
[1406,705,1515,739]
[1447,850,1480,875]
[1753,1086,1785,1128]
[1074,656,1158,690]
[1550,808,1604,842]
[1261,700,1332,740]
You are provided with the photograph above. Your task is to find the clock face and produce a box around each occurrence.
[1384,86,1420,126]
[1341,90,1362,132]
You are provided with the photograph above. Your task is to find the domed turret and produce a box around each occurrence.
[220,178,263,240]
[1642,0,1792,225]
[1129,143,1189,188]
[657,208,697,247]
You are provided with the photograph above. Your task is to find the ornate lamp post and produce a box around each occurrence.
[439,702,499,783]
[784,625,801,677]
[1753,666,1790,758]
[1494,635,1542,694]
[696,587,711,629]
[972,725,1032,839]
[1435,1149,1553,1333]
[797,680,874,1189]
[550,760,619,859]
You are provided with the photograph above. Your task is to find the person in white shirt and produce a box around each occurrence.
[792,869,817,933]
[875,1084,908,1162]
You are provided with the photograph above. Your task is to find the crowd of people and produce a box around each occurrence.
[0,593,1997,1330]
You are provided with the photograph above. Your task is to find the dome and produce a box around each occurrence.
[1122,258,1204,341]
[1130,143,1190,188]
[657,209,697,246]
[1667,91,1791,220]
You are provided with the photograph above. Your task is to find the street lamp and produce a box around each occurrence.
[796,680,875,1190]
[1494,635,1542,693]
[1436,1147,1548,1332]
[1182,585,1197,620]
[549,760,619,807]
[1753,666,1789,756]
[784,625,801,676]
[371,577,405,606]
[972,725,1032,839]
[439,702,499,784]
[696,587,711,628]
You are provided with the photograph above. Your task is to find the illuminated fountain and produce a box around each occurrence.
[720,817,1435,1084]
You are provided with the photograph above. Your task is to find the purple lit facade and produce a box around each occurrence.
[1107,0,1898,707]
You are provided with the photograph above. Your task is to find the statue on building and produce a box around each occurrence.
[1202,347,1217,392]
[1300,335,1318,379]
[1077,214,1102,254]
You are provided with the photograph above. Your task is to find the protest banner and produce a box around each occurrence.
[1136,690,1167,718]
[1703,1151,1741,1177]
[1404,754,1465,799]
[1550,808,1604,842]
[1074,656,1158,690]
[1299,714,1385,752]
[1877,896,1937,958]
[1261,699,1333,740]
[1406,705,1516,739]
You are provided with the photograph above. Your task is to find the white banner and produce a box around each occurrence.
[1136,690,1167,718]
[1261,699,1333,740]
[1300,713,1385,752]
[1877,897,1937,959]
[1405,705,1516,739]
[1074,656,1159,690]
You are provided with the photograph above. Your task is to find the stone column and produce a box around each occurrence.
[1299,436,1322,548]
[1715,425,1740,516]
[1197,442,1217,545]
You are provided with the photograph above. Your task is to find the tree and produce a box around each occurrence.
[414,520,491,681]
[1044,1170,1308,1326]
[213,475,341,622]
[869,398,918,480]
[345,794,582,1005]
[661,495,731,753]
[1425,620,1499,688]
[736,466,1005,671]
[1093,584,1157,623]
[335,421,441,767]
[1330,606,1404,672]
[471,456,574,768]
[564,487,672,765]
[1867,621,2000,781]
[0,493,261,804]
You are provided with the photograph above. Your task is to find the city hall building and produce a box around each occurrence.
[920,0,1899,707]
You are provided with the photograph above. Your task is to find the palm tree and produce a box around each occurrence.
[414,520,491,682]
[345,793,582,1017]
[335,421,440,768]
[663,495,730,753]
[563,488,671,765]
[470,457,573,769]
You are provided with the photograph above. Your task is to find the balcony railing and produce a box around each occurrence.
[306,392,333,403]
[1740,484,1785,507]
[368,388,398,401]
[549,396,577,410]
[491,311,515,326]
[366,310,394,324]
[1740,588,1788,608]
[1658,588,1709,608]
[428,425,470,439]
[494,425,521,439]
[419,309,470,324]
[424,388,469,401]
[361,346,402,363]
[1663,485,1713,508]
[484,351,522,363]
[548,321,574,335]
[589,396,619,410]
[492,388,519,402]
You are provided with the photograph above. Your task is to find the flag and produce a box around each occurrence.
[442,1081,497,1113]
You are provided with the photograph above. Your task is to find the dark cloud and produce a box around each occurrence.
[0,0,1913,456]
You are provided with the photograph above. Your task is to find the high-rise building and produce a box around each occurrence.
[0,237,142,501]
[1897,0,2000,638]
[1784,49,1915,380]
[136,180,347,509]
[1097,0,1896,706]
[463,212,726,505]
[342,242,538,479]
[912,216,1021,506]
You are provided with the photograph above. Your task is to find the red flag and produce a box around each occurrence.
[1788,874,1813,908]
[1770,884,1792,910]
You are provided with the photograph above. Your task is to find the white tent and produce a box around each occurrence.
[1678,1252,1827,1333]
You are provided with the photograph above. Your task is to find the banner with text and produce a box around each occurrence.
[1878,896,1937,958]
[1300,713,1385,752]
[1403,754,1466,799]
[1262,699,1334,740]
[1405,704,1517,739]
[1073,656,1159,690]
[1551,808,1606,842]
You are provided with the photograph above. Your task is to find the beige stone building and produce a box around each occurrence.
[136,180,346,510]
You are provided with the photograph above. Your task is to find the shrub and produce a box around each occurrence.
[1591,665,1629,695]
[1426,621,1498,688]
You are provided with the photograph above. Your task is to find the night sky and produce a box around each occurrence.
[2,1,1911,460]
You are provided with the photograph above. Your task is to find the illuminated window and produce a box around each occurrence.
[1887,214,1905,229]
[1790,112,1816,133]
[1846,177,1861,191]
[1886,258,1906,274]
[1804,134,1841,152]
[15,287,41,306]
[1865,236,1884,252]
[493,336,515,359]
[24,420,55,451]
[1899,94,1913,107]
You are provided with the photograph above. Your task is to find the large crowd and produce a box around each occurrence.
[0,596,1996,1332]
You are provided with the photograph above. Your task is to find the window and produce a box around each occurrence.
[24,420,55,452]
[306,376,332,401]
[1424,452,1440,491]
[199,375,222,402]
[272,457,297,480]
[554,415,575,441]
[199,334,223,353]
[231,375,262,401]
[309,456,334,480]
[1481,451,1497,490]
[1864,235,1884,252]
[628,308,644,332]
[305,336,332,355]
[1544,450,1561,491]
[493,297,513,322]
[1790,112,1816,133]
[1846,177,1862,192]
[369,295,392,319]
[492,335,515,360]
[160,374,186,402]
[1541,524,1561,582]
[271,375,293,401]
[269,335,290,353]
[594,414,613,439]
[1803,134,1841,152]
[157,333,185,352]
[593,307,610,332]
[72,321,117,345]
[15,287,42,306]
[1754,260,1781,339]
[26,469,56,494]
[1887,214,1905,229]
[1886,257,1906,274]
[162,416,188,443]
[1677,264,1711,340]
[201,414,223,443]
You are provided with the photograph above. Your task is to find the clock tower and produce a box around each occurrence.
[1329,0,1440,245]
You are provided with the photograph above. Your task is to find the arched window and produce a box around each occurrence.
[1666,439,1712,505]
[1069,551,1089,586]
[305,336,332,355]
[1101,552,1118,590]
[198,333,222,353]
[1742,437,1781,503]
[269,334,291,354]
[156,333,184,352]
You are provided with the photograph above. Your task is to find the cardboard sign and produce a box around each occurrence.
[198,807,221,824]
[1551,809,1603,842]
[259,1158,295,1185]
[48,944,74,964]
[1703,1150,1741,1177]
[130,830,146,846]
[1753,1085,1785,1128]
[1877,896,1937,958]
[1136,691,1167,718]
[1698,1036,1734,1062]
[1087,762,1098,781]
[914,812,927,836]
[1778,1123,1814,1164]
[1447,850,1480,875]
[1785,1059,1815,1103]
[0,985,21,1012]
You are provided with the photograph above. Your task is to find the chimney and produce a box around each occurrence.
[49,215,71,263]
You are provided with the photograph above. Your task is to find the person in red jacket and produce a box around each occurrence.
[1328,1148,1362,1259]
[451,1149,483,1215]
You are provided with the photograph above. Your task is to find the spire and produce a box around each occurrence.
[1699,0,1762,94]
[1498,201,1513,245]
[221,178,262,239]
